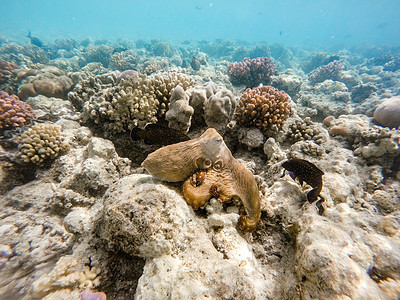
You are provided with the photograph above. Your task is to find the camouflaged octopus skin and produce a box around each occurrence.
[142,128,261,232]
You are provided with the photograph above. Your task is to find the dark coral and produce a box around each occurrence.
[308,60,344,85]
[0,91,35,130]
[235,85,291,131]
[227,57,276,87]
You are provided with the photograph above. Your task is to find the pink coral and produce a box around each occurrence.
[308,60,343,85]
[227,57,276,87]
[235,85,292,131]
[0,91,35,130]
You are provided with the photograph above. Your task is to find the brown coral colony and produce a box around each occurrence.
[235,85,292,131]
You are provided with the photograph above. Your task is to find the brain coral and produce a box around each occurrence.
[235,85,292,131]
[0,91,35,130]
[17,123,69,164]
[83,72,195,134]
[227,57,276,88]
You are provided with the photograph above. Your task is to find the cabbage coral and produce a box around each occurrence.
[235,85,292,131]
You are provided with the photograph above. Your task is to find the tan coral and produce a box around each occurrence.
[18,123,69,164]
[142,128,261,232]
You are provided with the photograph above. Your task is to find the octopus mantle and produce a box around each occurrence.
[142,128,261,232]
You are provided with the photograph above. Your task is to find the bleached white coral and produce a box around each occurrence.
[18,123,69,164]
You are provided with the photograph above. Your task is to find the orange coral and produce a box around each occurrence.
[235,85,291,131]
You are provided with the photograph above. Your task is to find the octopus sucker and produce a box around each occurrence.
[142,128,261,232]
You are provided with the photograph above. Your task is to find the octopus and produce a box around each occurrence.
[281,158,324,203]
[142,128,261,232]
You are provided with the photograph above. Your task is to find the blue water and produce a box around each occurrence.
[1,0,400,49]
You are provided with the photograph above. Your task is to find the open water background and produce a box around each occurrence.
[1,0,400,49]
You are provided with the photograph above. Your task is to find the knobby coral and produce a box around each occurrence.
[142,128,261,232]
[17,123,69,164]
[235,85,292,132]
[83,72,195,134]
[227,57,276,87]
[0,91,35,130]
[308,60,344,85]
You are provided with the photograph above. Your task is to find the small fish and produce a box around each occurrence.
[376,22,388,30]
[280,30,283,36]
[130,123,190,146]
[281,158,324,203]
[112,47,128,54]
[26,31,44,47]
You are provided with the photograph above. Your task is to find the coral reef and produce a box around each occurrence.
[235,85,292,132]
[109,50,139,71]
[373,95,400,128]
[0,91,35,130]
[17,123,69,164]
[83,72,194,134]
[227,57,276,87]
[1,35,400,300]
[308,60,344,85]
[84,45,114,67]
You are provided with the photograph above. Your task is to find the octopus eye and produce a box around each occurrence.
[213,159,223,171]
[203,159,212,168]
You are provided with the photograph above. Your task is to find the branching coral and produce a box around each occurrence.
[68,73,118,110]
[308,60,344,85]
[227,57,276,87]
[17,123,69,164]
[286,117,329,145]
[0,91,35,130]
[83,72,195,134]
[109,50,139,71]
[235,85,292,132]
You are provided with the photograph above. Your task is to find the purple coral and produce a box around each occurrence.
[227,57,276,87]
[80,291,107,300]
[308,60,344,85]
[0,91,35,130]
